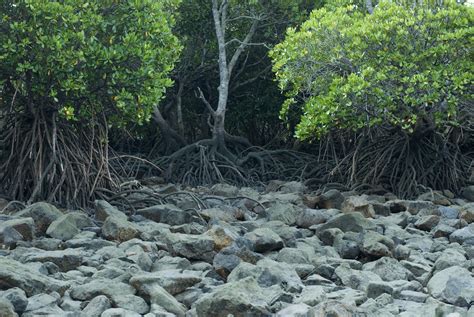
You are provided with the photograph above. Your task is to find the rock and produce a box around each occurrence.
[417,191,451,206]
[335,264,382,292]
[432,224,456,238]
[363,257,412,282]
[434,249,467,272]
[393,245,411,261]
[12,247,85,271]
[334,237,360,259]
[460,203,474,224]
[70,279,135,301]
[130,270,201,295]
[461,186,474,202]
[24,293,59,312]
[205,225,239,251]
[0,226,24,248]
[0,298,17,317]
[244,227,284,253]
[449,224,474,245]
[0,288,27,314]
[111,295,149,315]
[199,207,238,222]
[294,286,327,306]
[342,195,377,218]
[275,303,313,317]
[46,212,93,240]
[81,295,111,317]
[130,277,186,317]
[438,207,460,219]
[264,202,301,225]
[152,256,191,272]
[102,216,140,242]
[211,183,240,197]
[213,251,241,278]
[318,228,344,245]
[15,202,63,234]
[165,232,215,262]
[296,209,329,228]
[101,308,141,317]
[0,257,68,296]
[194,277,272,317]
[318,189,345,209]
[427,266,474,307]
[136,204,199,225]
[360,231,394,258]
[312,300,359,317]
[228,258,303,293]
[415,215,440,231]
[276,248,311,265]
[318,212,377,233]
[0,218,35,241]
[398,290,428,303]
[95,200,127,222]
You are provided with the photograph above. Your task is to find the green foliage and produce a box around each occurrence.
[0,0,181,126]
[270,1,473,139]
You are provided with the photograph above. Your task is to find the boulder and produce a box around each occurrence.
[427,266,474,307]
[94,200,127,222]
[264,202,302,225]
[0,218,35,241]
[0,288,27,314]
[363,257,412,282]
[102,216,140,242]
[318,212,377,233]
[0,258,68,296]
[244,227,284,253]
[46,212,93,240]
[461,186,474,202]
[449,224,474,245]
[129,270,201,295]
[81,295,111,317]
[110,295,149,315]
[194,277,272,317]
[165,232,215,263]
[70,279,135,301]
[136,204,200,225]
[296,209,329,228]
[0,298,17,317]
[15,202,62,234]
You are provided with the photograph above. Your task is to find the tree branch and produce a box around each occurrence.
[227,18,259,77]
[196,87,215,116]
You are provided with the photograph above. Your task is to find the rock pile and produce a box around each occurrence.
[0,182,473,316]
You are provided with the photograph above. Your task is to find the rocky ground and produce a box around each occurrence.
[0,181,473,317]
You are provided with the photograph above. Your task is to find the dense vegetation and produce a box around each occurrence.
[0,0,472,207]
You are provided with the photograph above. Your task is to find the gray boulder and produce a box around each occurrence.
[136,204,200,225]
[296,209,329,228]
[46,212,93,240]
[129,270,201,295]
[15,202,63,234]
[0,218,35,241]
[102,216,140,242]
[70,279,135,301]
[427,266,474,307]
[165,232,215,262]
[81,295,111,317]
[450,224,474,245]
[244,227,284,253]
[318,212,377,233]
[0,298,18,317]
[0,288,27,314]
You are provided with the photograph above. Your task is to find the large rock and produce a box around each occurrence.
[318,212,377,233]
[363,257,412,282]
[110,295,149,315]
[334,264,382,292]
[296,209,329,228]
[0,258,68,296]
[15,202,63,234]
[95,200,127,222]
[194,277,273,317]
[228,258,303,293]
[70,279,136,301]
[165,232,215,262]
[11,247,85,271]
[102,216,140,242]
[129,270,201,295]
[460,203,474,224]
[449,224,474,245]
[360,231,394,258]
[136,204,199,225]
[342,195,377,218]
[82,295,111,317]
[0,298,17,317]
[264,202,301,225]
[46,212,93,240]
[0,288,28,314]
[0,218,35,241]
[318,189,345,209]
[205,225,239,252]
[427,266,474,307]
[461,186,474,202]
[244,227,284,253]
[130,277,186,317]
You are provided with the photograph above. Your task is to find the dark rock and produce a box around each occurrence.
[318,212,377,233]
[15,202,63,235]
[136,204,200,225]
[415,215,440,231]
[318,189,344,209]
[0,288,27,314]
[296,209,329,228]
[244,227,284,253]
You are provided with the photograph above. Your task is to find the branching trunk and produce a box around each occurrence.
[153,105,186,154]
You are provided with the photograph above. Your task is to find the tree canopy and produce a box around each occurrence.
[270,0,473,139]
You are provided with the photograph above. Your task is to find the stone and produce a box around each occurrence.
[335,264,382,292]
[0,298,18,317]
[318,212,377,233]
[211,183,240,197]
[205,225,239,251]
[165,232,215,262]
[70,279,135,301]
[0,257,68,296]
[432,224,456,238]
[363,257,412,282]
[312,300,359,317]
[294,286,327,306]
[265,202,301,225]
[95,200,127,222]
[417,191,451,206]
[130,277,186,317]
[318,189,345,209]
[461,186,474,202]
[130,270,201,295]
[434,249,467,272]
[12,247,85,271]
[15,202,63,234]
[398,290,428,303]
[296,209,329,228]
[449,224,474,245]
[199,207,237,222]
[427,266,474,307]
[361,231,394,258]
[393,245,411,261]
[438,207,460,219]
[0,218,35,241]
[334,238,360,259]
[244,227,284,253]
[136,204,200,225]
[213,252,241,278]
[152,256,191,272]
[415,215,440,231]
[228,258,303,293]
[342,195,376,218]
[111,295,149,314]
[81,295,111,317]
[46,212,93,240]
[459,203,474,223]
[194,277,272,317]
[275,303,313,317]
[0,288,27,314]
[276,248,311,265]
[0,226,23,248]
[24,293,59,312]
[318,228,344,245]
[102,216,140,242]
[101,308,141,317]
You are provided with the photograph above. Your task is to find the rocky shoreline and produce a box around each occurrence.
[0,182,473,316]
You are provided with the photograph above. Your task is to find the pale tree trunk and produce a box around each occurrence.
[206,0,258,156]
